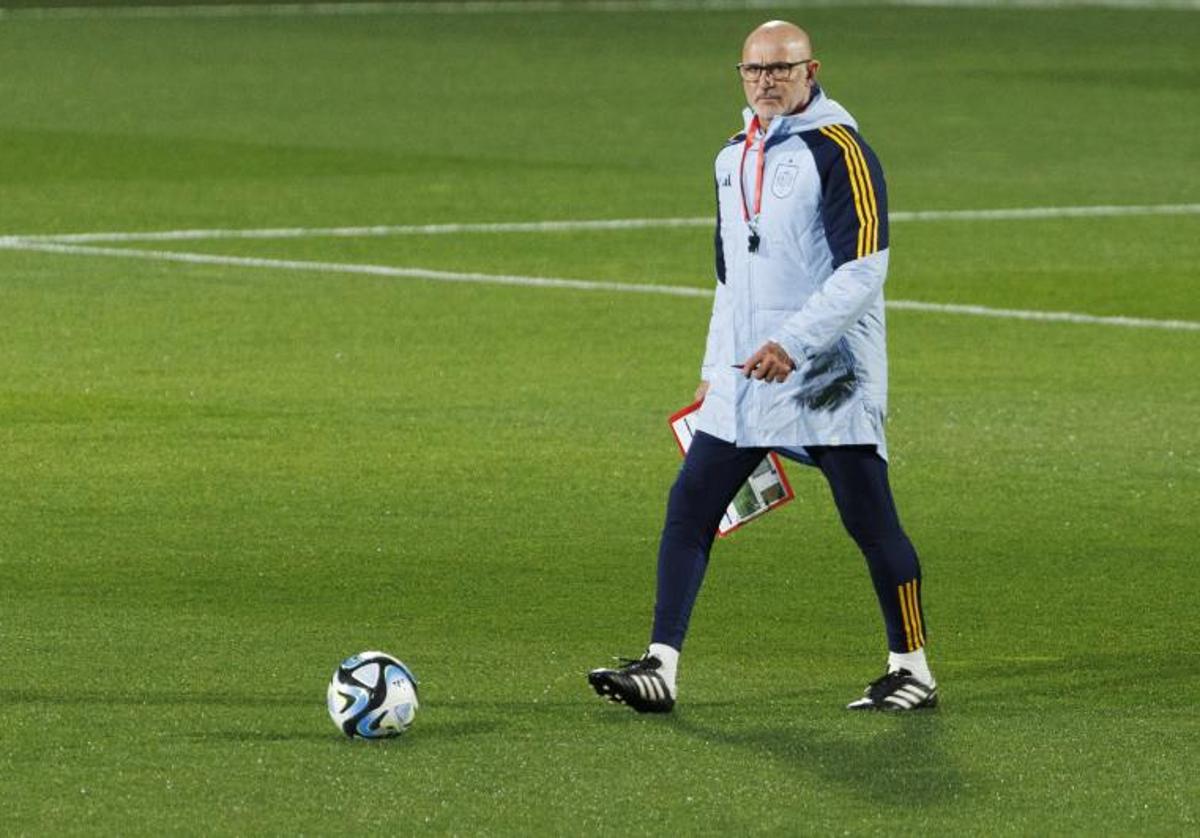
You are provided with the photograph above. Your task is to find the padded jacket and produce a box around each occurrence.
[695,87,892,462]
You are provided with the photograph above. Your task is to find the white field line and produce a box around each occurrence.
[3,203,1197,246]
[0,240,715,298]
[0,0,1195,20]
[3,238,1197,333]
[886,300,1200,331]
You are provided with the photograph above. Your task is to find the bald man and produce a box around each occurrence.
[589,22,938,713]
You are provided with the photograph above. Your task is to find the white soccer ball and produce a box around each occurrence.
[327,650,419,739]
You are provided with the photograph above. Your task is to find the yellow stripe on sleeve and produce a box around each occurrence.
[819,125,870,257]
[818,126,869,258]
[825,125,874,257]
[827,124,880,255]
[822,124,880,258]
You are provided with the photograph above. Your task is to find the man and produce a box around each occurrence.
[588,21,937,713]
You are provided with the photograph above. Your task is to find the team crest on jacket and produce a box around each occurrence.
[772,162,799,198]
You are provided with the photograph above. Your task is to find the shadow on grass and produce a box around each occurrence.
[943,650,1199,710]
[667,710,967,807]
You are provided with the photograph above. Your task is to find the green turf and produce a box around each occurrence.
[1,3,1198,835]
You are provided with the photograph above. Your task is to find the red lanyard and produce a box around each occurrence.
[739,116,766,227]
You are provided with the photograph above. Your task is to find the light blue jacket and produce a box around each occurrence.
[695,88,893,462]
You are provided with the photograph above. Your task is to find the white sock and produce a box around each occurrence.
[646,642,679,696]
[888,648,935,687]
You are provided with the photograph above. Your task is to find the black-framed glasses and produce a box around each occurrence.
[736,60,812,82]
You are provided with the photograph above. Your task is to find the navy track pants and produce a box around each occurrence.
[650,430,926,654]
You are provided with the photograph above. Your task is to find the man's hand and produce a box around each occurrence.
[737,341,795,383]
[694,380,710,403]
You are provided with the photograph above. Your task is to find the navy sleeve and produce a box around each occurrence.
[800,125,889,270]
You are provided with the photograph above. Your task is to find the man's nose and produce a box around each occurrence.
[756,73,776,89]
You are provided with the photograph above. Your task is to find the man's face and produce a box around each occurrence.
[740,33,818,124]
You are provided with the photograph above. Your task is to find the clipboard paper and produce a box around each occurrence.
[668,400,795,537]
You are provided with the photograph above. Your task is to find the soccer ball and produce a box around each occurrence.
[326,650,419,739]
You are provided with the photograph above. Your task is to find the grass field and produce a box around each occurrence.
[1,1,1198,834]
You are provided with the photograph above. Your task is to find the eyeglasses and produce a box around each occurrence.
[736,60,812,82]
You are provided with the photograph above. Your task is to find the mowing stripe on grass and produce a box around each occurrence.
[4,238,1197,333]
[3,203,1197,245]
[1,0,1195,20]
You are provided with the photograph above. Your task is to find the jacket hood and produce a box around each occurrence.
[741,85,858,138]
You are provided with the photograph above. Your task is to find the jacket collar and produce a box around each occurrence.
[740,85,858,140]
